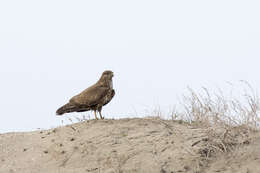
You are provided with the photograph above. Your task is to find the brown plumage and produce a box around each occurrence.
[56,70,115,119]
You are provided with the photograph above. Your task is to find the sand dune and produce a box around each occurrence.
[1,118,260,173]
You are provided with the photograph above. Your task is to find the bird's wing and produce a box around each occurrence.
[69,84,109,106]
[102,89,115,106]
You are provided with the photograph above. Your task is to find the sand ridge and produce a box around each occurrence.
[0,118,260,173]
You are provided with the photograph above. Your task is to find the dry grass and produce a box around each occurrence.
[175,81,260,161]
[181,82,260,128]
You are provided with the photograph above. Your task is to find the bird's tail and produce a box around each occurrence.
[56,103,77,115]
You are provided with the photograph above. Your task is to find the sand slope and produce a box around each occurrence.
[0,118,260,173]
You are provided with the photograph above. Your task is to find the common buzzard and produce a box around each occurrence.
[56,70,115,119]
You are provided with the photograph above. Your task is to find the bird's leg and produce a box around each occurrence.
[99,110,104,119]
[94,111,98,120]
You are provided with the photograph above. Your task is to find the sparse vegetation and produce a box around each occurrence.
[143,82,260,171]
[171,82,260,170]
[180,81,260,128]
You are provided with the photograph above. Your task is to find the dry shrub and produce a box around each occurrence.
[192,125,252,160]
[180,81,260,159]
[181,81,260,128]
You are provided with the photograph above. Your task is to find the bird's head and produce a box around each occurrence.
[98,70,114,87]
[101,70,114,80]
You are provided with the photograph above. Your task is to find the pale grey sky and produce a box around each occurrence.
[0,0,259,132]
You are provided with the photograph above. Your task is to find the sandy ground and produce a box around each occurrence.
[0,118,260,173]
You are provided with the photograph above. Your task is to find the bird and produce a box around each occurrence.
[56,70,115,120]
